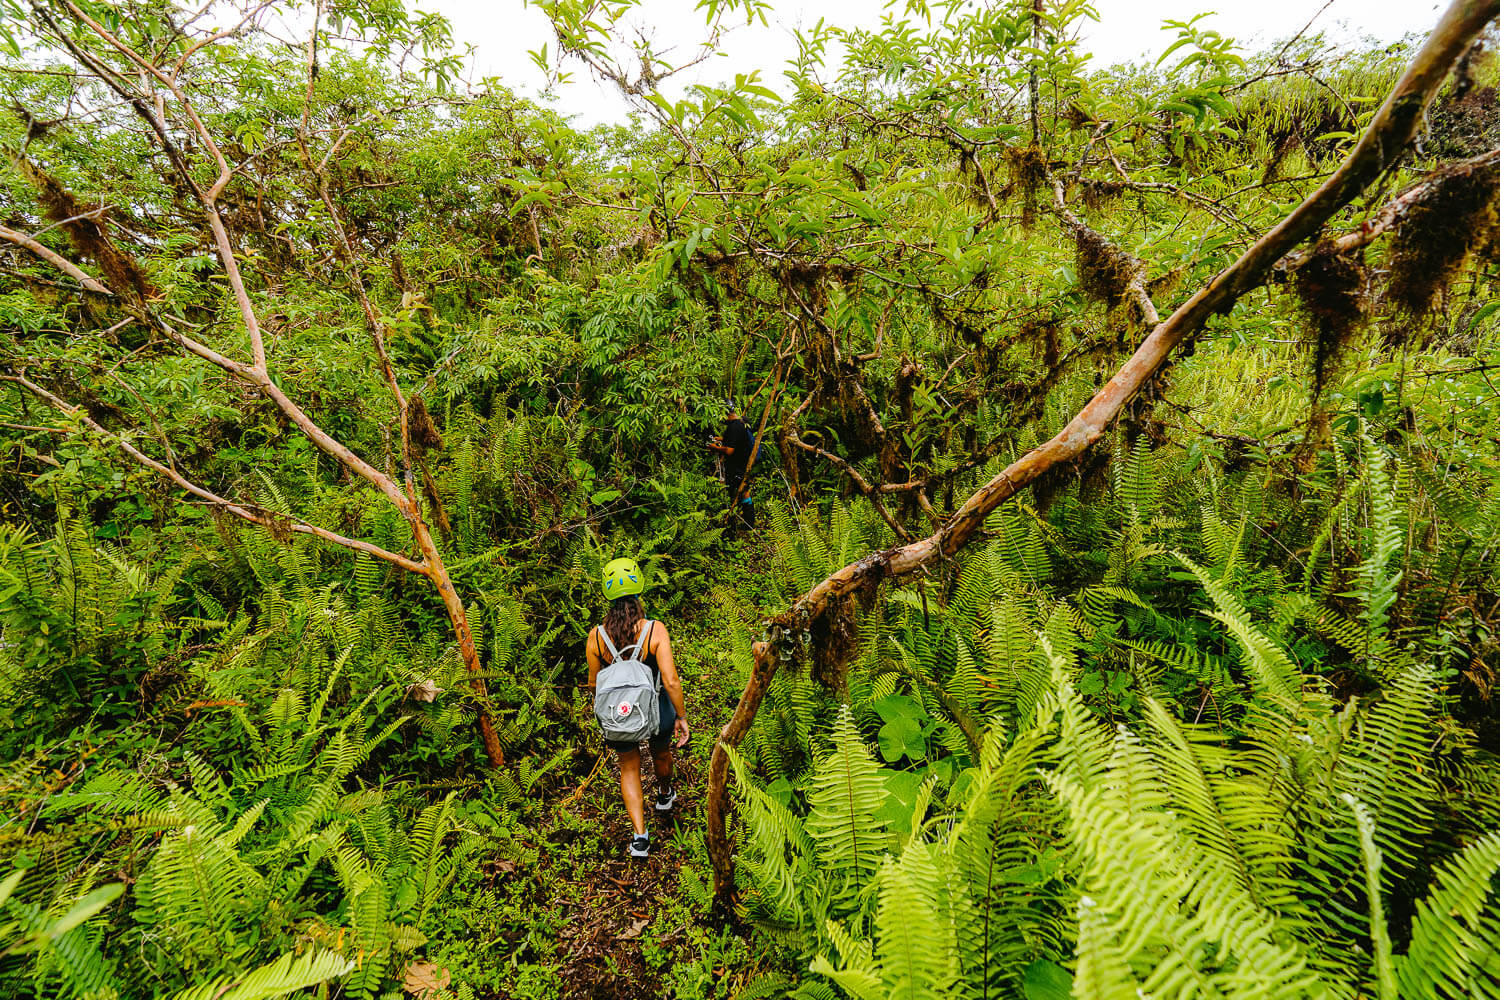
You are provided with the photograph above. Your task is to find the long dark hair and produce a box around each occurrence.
[604,595,644,650]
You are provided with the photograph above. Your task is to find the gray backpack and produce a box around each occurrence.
[594,620,660,743]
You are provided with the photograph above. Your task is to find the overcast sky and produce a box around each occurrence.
[424,0,1443,124]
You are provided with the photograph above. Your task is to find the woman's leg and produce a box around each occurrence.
[652,748,674,789]
[618,748,646,835]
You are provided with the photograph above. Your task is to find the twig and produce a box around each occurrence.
[561,752,608,806]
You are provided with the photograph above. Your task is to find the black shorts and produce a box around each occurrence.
[606,688,676,753]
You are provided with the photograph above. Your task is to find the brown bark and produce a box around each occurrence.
[1050,174,1161,327]
[1029,0,1044,147]
[10,1,510,770]
[1,374,427,574]
[0,225,112,294]
[8,366,509,768]
[1279,144,1500,270]
[788,0,1499,625]
[705,640,775,914]
[785,427,913,542]
[704,0,1500,909]
[412,518,506,767]
[732,358,783,506]
[52,0,268,369]
[291,33,507,763]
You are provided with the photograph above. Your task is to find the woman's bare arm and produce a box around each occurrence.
[585,628,601,689]
[652,625,691,747]
[652,627,685,715]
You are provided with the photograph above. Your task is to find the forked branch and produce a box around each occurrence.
[10,2,507,768]
[1,374,428,575]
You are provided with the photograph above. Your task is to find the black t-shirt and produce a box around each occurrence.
[723,417,753,476]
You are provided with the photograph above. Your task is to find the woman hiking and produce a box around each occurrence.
[586,557,690,858]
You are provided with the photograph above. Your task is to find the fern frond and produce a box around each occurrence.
[1337,660,1438,881]
[804,707,893,906]
[1112,436,1161,526]
[1344,794,1398,1000]
[1142,697,1298,910]
[1178,553,1301,708]
[992,508,1052,587]
[726,745,818,933]
[1048,762,1327,1000]
[1360,433,1404,659]
[874,844,959,998]
[1398,828,1500,999]
[810,919,883,1000]
[1043,637,1110,791]
[169,948,354,1000]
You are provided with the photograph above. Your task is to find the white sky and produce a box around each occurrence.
[427,0,1443,124]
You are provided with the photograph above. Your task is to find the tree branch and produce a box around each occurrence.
[53,0,268,369]
[1279,145,1500,269]
[1049,173,1161,327]
[789,0,1498,620]
[1,373,429,575]
[705,0,1500,909]
[0,225,111,294]
[786,427,913,542]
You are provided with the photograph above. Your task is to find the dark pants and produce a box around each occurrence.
[727,473,755,527]
[605,688,676,753]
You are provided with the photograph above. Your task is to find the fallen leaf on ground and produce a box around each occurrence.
[619,917,649,940]
[403,961,451,996]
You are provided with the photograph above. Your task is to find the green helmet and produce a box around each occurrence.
[602,557,645,600]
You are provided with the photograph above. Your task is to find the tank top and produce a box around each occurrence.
[595,620,658,681]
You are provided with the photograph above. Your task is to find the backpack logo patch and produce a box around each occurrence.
[618,702,632,717]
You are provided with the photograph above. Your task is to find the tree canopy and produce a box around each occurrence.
[1,0,1499,997]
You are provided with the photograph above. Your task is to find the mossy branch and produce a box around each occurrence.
[705,0,1500,910]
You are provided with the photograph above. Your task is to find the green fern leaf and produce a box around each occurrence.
[168,948,354,1000]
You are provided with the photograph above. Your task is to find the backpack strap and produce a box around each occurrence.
[597,620,653,665]
[636,620,663,692]
[627,619,653,661]
[596,624,624,664]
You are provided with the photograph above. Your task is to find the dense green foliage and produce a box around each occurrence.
[0,0,1498,996]
[733,430,1500,998]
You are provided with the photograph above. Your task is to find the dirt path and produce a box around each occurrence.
[487,573,769,998]
[537,751,713,999]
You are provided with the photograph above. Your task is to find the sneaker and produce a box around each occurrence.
[629,833,650,858]
[654,788,678,812]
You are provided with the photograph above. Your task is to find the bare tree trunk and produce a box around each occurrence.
[413,519,505,766]
[704,0,1500,909]
[732,359,784,507]
[704,640,773,917]
[292,30,506,763]
[9,0,511,769]
[1029,0,1044,147]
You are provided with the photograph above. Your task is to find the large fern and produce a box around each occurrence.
[803,707,893,907]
